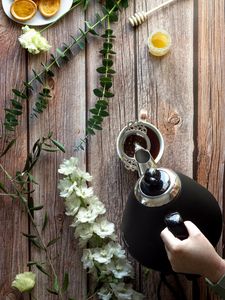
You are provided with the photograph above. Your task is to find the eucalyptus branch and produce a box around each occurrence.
[75,20,116,151]
[3,1,121,136]
[0,135,67,299]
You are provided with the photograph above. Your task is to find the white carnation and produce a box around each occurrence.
[18,26,51,54]
[64,194,81,216]
[93,217,115,238]
[58,157,78,175]
[107,259,133,279]
[97,286,112,300]
[81,249,94,269]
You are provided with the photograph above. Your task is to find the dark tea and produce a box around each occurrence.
[123,126,160,160]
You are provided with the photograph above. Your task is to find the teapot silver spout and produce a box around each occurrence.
[134,143,157,177]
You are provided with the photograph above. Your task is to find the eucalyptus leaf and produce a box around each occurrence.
[50,139,65,153]
[62,272,69,292]
[42,211,48,232]
[36,264,50,276]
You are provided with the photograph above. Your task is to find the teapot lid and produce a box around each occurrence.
[135,168,181,207]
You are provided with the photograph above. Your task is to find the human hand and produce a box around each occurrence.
[161,221,225,283]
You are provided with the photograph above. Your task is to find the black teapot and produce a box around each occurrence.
[117,119,222,273]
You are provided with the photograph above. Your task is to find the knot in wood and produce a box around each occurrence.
[168,113,181,125]
[56,213,64,222]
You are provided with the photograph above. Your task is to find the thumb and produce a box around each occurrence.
[160,227,180,251]
[184,221,202,236]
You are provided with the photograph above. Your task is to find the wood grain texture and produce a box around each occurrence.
[1,0,225,299]
[0,3,29,299]
[135,0,194,298]
[196,0,225,299]
[27,6,87,300]
[86,0,141,297]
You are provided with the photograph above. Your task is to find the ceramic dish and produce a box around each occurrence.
[2,0,73,26]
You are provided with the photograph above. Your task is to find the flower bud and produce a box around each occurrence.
[11,272,36,293]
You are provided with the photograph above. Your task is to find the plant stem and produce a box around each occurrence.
[0,163,63,300]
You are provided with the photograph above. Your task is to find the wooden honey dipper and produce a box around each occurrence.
[129,0,177,27]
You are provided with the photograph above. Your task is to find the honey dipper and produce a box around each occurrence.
[129,0,177,27]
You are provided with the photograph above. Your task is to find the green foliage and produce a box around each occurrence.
[2,2,121,140]
[75,27,116,151]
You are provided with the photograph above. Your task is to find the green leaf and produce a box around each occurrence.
[53,275,60,293]
[104,91,114,98]
[86,127,95,135]
[0,139,16,157]
[96,67,107,74]
[31,238,44,249]
[11,99,22,110]
[5,108,22,116]
[109,11,118,22]
[120,0,128,8]
[47,289,59,295]
[93,88,103,97]
[50,139,65,153]
[103,58,113,67]
[62,272,69,292]
[23,81,33,90]
[57,48,65,58]
[12,89,27,99]
[100,110,109,117]
[22,233,37,239]
[42,211,48,232]
[27,261,37,267]
[47,236,61,247]
[32,69,43,84]
[103,43,113,50]
[30,205,44,211]
[36,264,50,277]
[90,108,99,114]
[92,124,102,130]
[50,54,60,68]
[0,181,8,193]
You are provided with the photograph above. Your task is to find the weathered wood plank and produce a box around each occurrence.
[196,0,225,299]
[0,4,29,299]
[135,0,194,298]
[86,0,140,297]
[27,6,87,299]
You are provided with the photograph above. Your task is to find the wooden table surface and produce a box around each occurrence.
[0,0,224,299]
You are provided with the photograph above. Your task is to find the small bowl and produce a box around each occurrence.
[148,29,171,57]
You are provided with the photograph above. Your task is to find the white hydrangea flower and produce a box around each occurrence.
[75,186,94,199]
[72,168,92,182]
[74,222,94,241]
[107,241,126,259]
[110,282,133,300]
[92,244,114,264]
[58,177,77,198]
[97,286,113,300]
[18,26,51,54]
[75,197,106,224]
[111,283,144,300]
[81,249,94,269]
[64,194,81,216]
[93,217,115,238]
[107,259,133,279]
[58,157,78,175]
